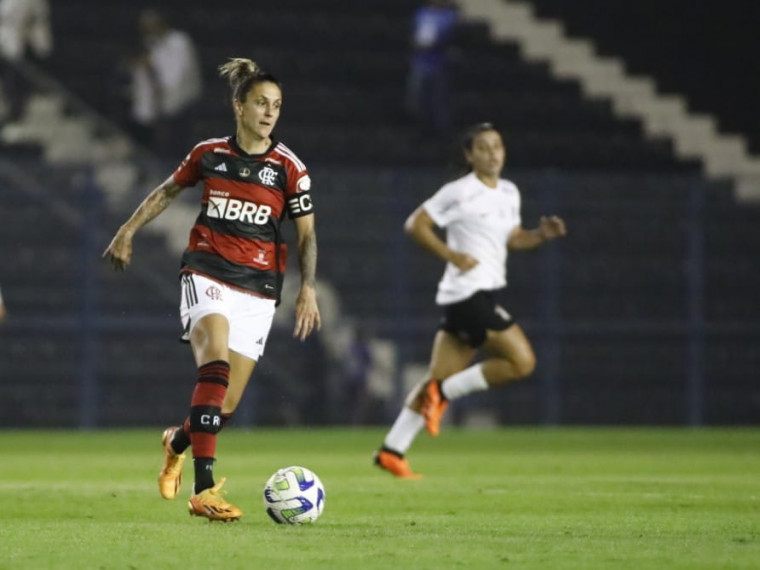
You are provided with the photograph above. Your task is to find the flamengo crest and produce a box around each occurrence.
[258,166,277,185]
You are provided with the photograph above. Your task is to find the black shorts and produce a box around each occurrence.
[438,289,515,348]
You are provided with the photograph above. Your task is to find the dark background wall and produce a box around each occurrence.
[529,0,760,153]
[0,0,758,427]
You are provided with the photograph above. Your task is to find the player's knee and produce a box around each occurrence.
[190,321,229,362]
[513,352,536,379]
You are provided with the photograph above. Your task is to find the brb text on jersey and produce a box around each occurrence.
[172,136,314,299]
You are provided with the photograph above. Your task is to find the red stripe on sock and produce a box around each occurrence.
[191,380,227,409]
[189,361,230,458]
[190,433,217,459]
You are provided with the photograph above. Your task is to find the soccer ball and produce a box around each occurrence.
[263,465,326,524]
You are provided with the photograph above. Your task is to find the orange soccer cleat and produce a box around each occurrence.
[421,380,448,437]
[158,426,186,500]
[374,449,422,479]
[188,478,243,522]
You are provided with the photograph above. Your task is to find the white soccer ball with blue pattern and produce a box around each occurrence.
[263,465,326,524]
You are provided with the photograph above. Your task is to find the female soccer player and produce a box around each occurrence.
[374,122,566,478]
[104,58,321,520]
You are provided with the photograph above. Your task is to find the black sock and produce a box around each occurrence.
[380,445,404,458]
[170,427,190,455]
[171,412,233,455]
[193,457,215,493]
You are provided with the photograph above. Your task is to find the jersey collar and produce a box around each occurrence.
[228,135,278,159]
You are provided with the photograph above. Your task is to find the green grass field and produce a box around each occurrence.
[1,428,758,569]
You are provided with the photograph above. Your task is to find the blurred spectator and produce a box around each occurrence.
[404,0,459,139]
[125,47,161,149]
[0,283,7,323]
[130,9,202,157]
[343,326,373,424]
[0,0,52,122]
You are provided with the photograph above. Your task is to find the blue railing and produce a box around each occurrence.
[1,161,758,426]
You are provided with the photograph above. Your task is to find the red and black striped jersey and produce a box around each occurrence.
[172,136,314,299]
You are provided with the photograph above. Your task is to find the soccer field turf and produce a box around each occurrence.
[1,428,758,569]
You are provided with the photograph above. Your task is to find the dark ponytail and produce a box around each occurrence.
[218,57,281,103]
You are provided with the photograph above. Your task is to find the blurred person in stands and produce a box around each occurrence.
[343,324,373,424]
[374,122,566,478]
[404,0,459,139]
[0,283,7,323]
[124,47,160,149]
[131,9,202,156]
[0,0,52,123]
[104,57,321,521]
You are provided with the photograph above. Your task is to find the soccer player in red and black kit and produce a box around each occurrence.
[104,58,321,521]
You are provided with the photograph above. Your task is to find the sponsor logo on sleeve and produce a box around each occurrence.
[297,175,312,192]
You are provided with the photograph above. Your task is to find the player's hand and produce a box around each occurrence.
[103,227,134,271]
[449,251,479,273]
[293,284,321,341]
[538,216,567,241]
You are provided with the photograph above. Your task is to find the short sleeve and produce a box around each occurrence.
[422,182,461,228]
[285,169,314,219]
[172,145,203,187]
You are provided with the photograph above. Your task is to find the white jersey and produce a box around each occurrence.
[423,172,522,305]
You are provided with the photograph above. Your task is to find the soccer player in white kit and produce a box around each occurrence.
[375,123,566,478]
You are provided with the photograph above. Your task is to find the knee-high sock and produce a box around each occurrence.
[189,360,229,491]
[440,363,489,401]
[170,412,233,455]
[383,407,425,456]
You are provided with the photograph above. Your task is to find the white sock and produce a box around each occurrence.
[383,407,425,455]
[441,364,489,400]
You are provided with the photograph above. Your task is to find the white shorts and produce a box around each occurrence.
[179,272,276,361]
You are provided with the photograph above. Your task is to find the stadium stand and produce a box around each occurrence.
[0,0,757,426]
[0,159,196,426]
[45,0,697,171]
[528,0,760,155]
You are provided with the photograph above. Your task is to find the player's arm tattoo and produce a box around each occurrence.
[123,177,184,233]
[298,228,318,288]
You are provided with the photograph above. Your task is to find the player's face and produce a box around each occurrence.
[237,81,282,141]
[465,130,506,178]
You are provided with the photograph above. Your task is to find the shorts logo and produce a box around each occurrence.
[495,305,511,322]
[207,197,273,225]
[206,286,223,301]
[258,166,277,186]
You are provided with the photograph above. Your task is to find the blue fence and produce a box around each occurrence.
[1,161,758,427]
